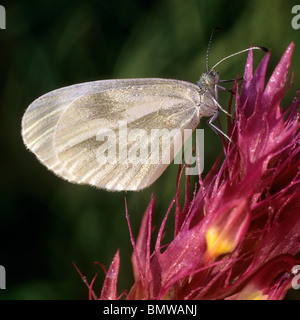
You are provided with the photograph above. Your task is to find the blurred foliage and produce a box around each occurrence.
[0,0,299,299]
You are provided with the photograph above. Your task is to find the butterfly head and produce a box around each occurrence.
[197,70,219,90]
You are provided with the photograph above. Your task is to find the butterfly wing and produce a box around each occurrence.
[22,78,201,190]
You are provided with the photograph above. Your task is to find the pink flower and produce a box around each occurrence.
[79,43,300,300]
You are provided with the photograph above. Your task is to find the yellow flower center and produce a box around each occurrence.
[205,227,235,259]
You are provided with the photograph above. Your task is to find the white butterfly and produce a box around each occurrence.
[21,37,265,191]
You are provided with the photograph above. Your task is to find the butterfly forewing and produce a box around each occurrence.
[22,78,202,190]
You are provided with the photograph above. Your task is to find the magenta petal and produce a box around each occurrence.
[241,45,253,93]
[100,250,120,300]
[241,51,270,117]
[263,42,294,106]
[227,255,297,300]
[131,196,154,283]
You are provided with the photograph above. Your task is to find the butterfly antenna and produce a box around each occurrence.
[211,46,268,70]
[206,27,223,72]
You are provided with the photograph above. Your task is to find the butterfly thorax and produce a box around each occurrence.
[196,70,220,116]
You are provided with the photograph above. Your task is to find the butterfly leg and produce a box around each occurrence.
[217,85,235,95]
[212,97,234,118]
[208,111,233,142]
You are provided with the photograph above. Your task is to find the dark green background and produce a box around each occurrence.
[0,0,299,299]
